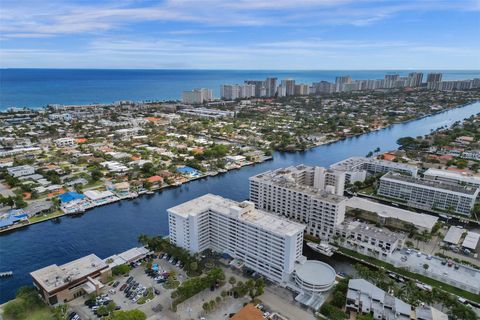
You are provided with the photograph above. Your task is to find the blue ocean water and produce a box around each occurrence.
[1,69,479,109]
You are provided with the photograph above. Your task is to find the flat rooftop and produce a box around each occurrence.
[443,226,464,245]
[250,165,346,204]
[168,194,305,237]
[31,254,107,293]
[339,220,406,243]
[330,156,417,172]
[424,168,480,185]
[381,172,479,195]
[346,197,438,231]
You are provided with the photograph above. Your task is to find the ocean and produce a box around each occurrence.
[1,69,480,109]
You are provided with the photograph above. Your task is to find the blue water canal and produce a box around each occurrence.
[0,102,479,302]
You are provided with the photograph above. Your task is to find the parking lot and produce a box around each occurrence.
[70,253,187,319]
[389,248,480,293]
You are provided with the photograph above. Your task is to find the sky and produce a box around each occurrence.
[0,0,479,69]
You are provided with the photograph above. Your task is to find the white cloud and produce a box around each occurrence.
[1,0,478,38]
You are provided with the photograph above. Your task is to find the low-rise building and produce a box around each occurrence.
[346,279,447,320]
[54,138,77,148]
[7,165,35,177]
[30,254,110,305]
[378,172,479,216]
[423,168,480,189]
[330,156,418,184]
[335,220,406,257]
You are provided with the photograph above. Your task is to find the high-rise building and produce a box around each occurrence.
[220,84,256,100]
[244,80,264,97]
[249,165,347,240]
[181,88,213,104]
[276,84,287,97]
[426,73,443,89]
[312,81,335,94]
[265,77,278,97]
[294,84,310,96]
[281,79,296,96]
[408,72,424,87]
[427,73,443,83]
[167,194,305,283]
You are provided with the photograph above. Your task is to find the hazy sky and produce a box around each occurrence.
[1,0,479,69]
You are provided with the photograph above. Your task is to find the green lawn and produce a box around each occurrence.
[337,247,480,303]
[28,210,64,224]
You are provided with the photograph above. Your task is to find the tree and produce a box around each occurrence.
[189,261,198,272]
[228,276,237,286]
[109,309,147,320]
[423,264,429,271]
[53,304,68,320]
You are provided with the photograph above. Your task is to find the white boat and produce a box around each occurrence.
[307,242,336,257]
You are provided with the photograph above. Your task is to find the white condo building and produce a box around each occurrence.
[181,88,213,104]
[249,165,347,240]
[167,194,305,283]
[330,156,418,184]
[423,168,480,189]
[378,172,479,216]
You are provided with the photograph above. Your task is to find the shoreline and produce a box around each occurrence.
[1,101,478,235]
[0,157,274,235]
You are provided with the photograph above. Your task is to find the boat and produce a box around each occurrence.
[146,191,155,195]
[307,242,336,257]
[0,271,13,278]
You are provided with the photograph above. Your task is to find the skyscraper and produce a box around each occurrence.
[281,79,296,96]
[408,72,424,87]
[181,88,213,104]
[427,73,443,83]
[265,77,278,97]
[244,80,264,97]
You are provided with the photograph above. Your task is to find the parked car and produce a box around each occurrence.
[113,281,120,288]
[120,284,127,291]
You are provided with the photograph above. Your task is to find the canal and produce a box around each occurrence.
[0,102,479,302]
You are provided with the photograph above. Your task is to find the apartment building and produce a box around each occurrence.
[423,168,480,189]
[335,220,406,257]
[378,172,479,216]
[330,156,418,184]
[249,165,347,240]
[167,194,305,283]
[181,88,213,104]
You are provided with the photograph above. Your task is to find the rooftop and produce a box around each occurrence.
[167,194,305,237]
[381,172,479,196]
[294,260,336,287]
[339,220,406,243]
[250,165,346,204]
[424,168,480,185]
[443,226,464,245]
[330,156,417,172]
[30,254,107,293]
[346,197,438,231]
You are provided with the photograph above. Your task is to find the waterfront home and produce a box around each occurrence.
[113,182,130,197]
[0,209,29,229]
[84,190,118,206]
[58,192,87,213]
[176,166,200,178]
